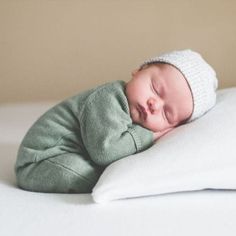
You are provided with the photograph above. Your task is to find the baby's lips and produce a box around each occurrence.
[138,104,147,121]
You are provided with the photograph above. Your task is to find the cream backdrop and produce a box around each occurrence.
[1,0,236,104]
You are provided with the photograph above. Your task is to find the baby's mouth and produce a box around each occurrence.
[137,104,147,121]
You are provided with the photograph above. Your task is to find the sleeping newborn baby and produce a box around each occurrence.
[15,49,218,193]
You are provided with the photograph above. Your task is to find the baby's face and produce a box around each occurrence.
[125,63,193,133]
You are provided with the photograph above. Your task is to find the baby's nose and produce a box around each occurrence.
[147,97,163,114]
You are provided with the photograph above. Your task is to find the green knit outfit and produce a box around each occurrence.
[15,80,154,193]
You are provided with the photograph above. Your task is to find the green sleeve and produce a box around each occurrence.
[79,89,154,166]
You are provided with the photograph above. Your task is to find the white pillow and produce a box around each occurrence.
[92,88,236,203]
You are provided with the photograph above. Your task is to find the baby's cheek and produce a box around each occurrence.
[146,117,164,132]
[130,108,139,122]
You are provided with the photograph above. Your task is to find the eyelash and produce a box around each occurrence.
[164,109,170,123]
[152,83,159,95]
[153,86,170,123]
[152,83,170,123]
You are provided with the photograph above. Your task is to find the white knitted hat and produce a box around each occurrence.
[140,49,218,121]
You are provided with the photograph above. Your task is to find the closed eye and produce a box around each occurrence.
[151,80,160,96]
[163,108,170,124]
[164,106,177,125]
[164,109,170,123]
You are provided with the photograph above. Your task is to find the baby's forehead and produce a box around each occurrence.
[139,62,164,70]
[141,62,181,75]
[144,63,186,82]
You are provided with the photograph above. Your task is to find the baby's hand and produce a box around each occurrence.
[153,128,173,141]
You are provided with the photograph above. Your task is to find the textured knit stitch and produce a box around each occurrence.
[15,80,153,193]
